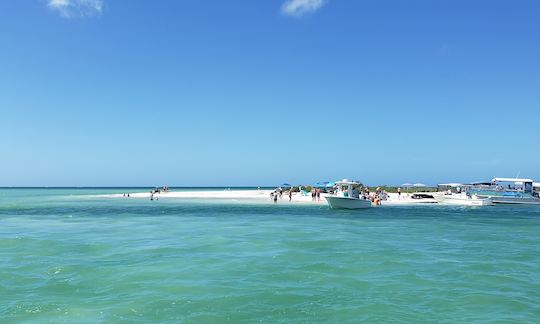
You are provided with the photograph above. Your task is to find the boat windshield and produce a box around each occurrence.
[438,184,467,194]
[337,183,361,198]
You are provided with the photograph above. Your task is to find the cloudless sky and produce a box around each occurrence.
[1,0,539,186]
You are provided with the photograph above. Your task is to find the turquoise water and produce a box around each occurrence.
[1,189,540,323]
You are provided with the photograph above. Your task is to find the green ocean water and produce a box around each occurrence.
[1,189,540,323]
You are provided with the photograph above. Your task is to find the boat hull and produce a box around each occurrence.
[325,196,371,209]
[473,189,540,204]
[489,197,540,205]
[435,195,493,206]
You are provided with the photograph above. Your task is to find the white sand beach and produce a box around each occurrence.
[103,189,439,206]
[106,189,324,204]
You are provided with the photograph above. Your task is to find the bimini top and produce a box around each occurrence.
[491,177,534,183]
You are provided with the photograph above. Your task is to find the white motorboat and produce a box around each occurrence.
[325,180,371,209]
[435,193,493,206]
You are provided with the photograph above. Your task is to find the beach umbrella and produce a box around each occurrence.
[313,181,329,188]
[401,183,413,193]
[280,183,292,188]
[413,183,426,187]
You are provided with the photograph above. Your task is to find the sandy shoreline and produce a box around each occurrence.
[101,190,439,206]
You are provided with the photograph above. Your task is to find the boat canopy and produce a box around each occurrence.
[534,183,540,188]
[491,177,533,183]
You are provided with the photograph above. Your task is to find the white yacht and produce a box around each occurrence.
[324,180,371,209]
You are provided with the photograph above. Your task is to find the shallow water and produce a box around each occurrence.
[1,189,540,322]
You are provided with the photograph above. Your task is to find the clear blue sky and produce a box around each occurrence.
[1,0,539,186]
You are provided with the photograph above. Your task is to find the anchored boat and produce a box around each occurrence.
[435,183,493,206]
[435,193,493,206]
[471,178,540,205]
[324,180,371,209]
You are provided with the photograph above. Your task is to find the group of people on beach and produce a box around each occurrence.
[270,188,283,203]
[151,186,169,195]
[269,185,389,205]
[367,187,389,205]
[150,186,169,200]
[333,185,388,205]
[311,188,322,201]
[270,187,295,203]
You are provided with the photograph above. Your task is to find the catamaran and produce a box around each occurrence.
[324,179,371,209]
